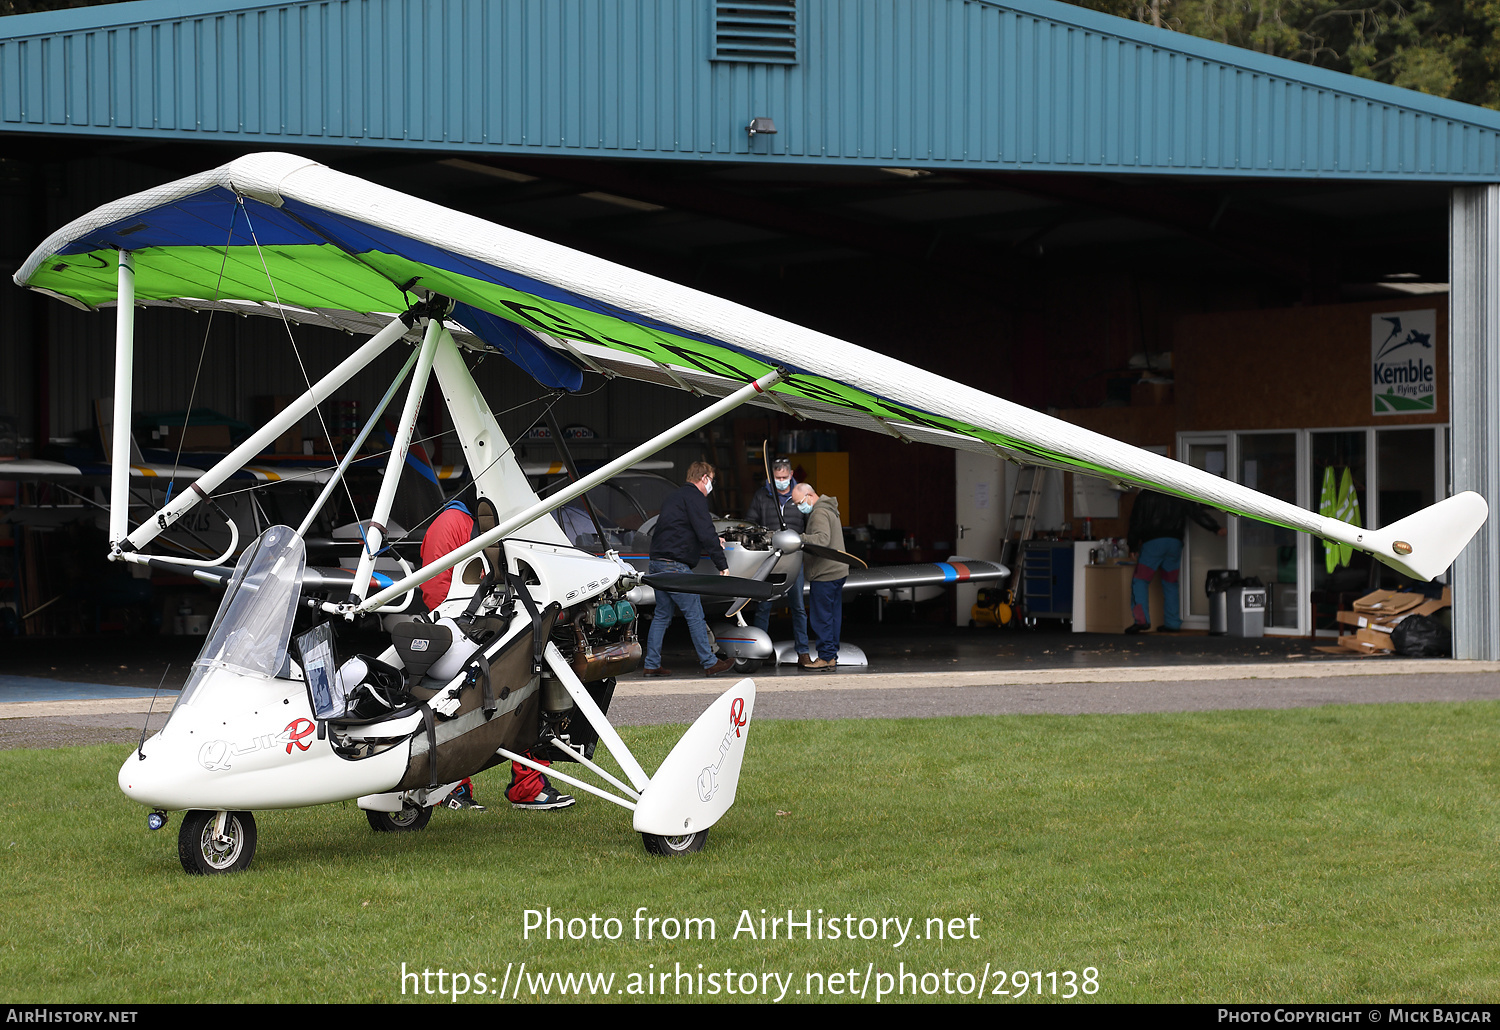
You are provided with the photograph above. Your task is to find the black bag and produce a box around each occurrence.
[1391,613,1452,657]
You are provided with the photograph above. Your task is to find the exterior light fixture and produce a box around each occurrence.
[746,117,778,138]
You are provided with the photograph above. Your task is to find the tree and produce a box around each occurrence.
[1064,0,1500,108]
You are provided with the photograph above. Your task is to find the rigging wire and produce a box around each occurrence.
[205,388,560,503]
[399,389,569,541]
[237,195,368,539]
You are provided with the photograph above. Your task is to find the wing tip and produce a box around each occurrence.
[1371,491,1489,582]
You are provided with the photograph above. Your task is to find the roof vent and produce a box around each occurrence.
[713,0,798,64]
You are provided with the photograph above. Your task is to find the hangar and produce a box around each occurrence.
[1,0,1497,653]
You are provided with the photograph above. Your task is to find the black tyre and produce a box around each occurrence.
[641,829,709,856]
[178,810,257,875]
[365,802,432,833]
[731,656,763,674]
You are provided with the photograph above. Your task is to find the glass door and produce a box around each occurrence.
[1180,435,1230,623]
[1237,432,1302,631]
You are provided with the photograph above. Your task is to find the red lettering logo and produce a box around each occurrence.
[729,698,746,738]
[284,718,316,754]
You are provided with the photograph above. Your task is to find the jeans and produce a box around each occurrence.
[807,577,846,662]
[644,559,719,670]
[753,566,809,655]
[1132,537,1182,629]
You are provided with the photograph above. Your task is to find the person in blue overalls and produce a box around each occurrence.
[1125,489,1225,633]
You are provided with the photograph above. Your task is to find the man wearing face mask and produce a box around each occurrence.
[744,457,812,667]
[792,483,849,671]
[642,461,736,677]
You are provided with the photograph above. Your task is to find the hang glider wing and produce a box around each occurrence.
[16,152,1485,582]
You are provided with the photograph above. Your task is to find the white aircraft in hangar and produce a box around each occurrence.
[13,153,1485,874]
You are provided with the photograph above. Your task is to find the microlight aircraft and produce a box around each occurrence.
[15,153,1486,874]
[535,465,1009,670]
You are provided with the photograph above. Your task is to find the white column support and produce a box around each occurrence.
[121,311,413,555]
[1450,185,1500,659]
[108,251,135,550]
[543,642,649,791]
[349,315,445,602]
[355,368,785,612]
[430,328,570,546]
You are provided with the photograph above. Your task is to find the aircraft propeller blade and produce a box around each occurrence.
[722,548,786,618]
[801,542,868,568]
[763,440,786,532]
[642,573,782,600]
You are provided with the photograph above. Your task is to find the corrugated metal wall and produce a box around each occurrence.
[2,0,1498,181]
[1449,185,1500,660]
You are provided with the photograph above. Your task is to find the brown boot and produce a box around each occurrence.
[797,652,816,668]
[704,656,735,676]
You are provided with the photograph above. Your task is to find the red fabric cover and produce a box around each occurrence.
[420,506,475,611]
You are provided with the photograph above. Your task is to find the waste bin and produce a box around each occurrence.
[1205,569,1238,636]
[1226,581,1266,638]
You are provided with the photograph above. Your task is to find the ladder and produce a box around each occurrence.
[999,465,1044,568]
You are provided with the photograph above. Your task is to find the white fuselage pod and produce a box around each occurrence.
[118,667,409,811]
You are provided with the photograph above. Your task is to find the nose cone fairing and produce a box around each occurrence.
[119,667,407,810]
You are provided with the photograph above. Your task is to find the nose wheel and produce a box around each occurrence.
[641,829,709,856]
[365,802,433,833]
[178,810,257,875]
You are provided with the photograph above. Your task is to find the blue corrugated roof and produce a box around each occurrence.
[1,0,1497,181]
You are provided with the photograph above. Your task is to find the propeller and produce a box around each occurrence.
[723,547,786,618]
[642,573,782,601]
[717,440,796,618]
[801,541,868,568]
[764,440,786,532]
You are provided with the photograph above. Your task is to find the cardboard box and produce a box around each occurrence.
[1337,634,1393,654]
[1351,590,1425,616]
[162,424,232,453]
[1085,563,1136,633]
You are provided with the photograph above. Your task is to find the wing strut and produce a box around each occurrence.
[117,306,422,559]
[295,347,421,538]
[108,251,135,549]
[352,369,787,613]
[349,305,449,603]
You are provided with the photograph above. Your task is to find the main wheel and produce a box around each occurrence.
[178,810,257,875]
[731,655,763,674]
[641,829,709,856]
[365,802,432,833]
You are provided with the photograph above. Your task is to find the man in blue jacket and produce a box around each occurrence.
[642,461,736,677]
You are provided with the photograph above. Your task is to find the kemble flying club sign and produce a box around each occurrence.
[1371,309,1437,415]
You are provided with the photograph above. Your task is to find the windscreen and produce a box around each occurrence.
[178,525,306,705]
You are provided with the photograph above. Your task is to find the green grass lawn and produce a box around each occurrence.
[1,702,1497,1003]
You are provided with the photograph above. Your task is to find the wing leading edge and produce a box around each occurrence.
[16,152,1485,582]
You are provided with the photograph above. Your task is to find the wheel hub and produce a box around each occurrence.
[200,821,242,867]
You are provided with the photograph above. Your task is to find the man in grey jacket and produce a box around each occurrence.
[792,483,849,671]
